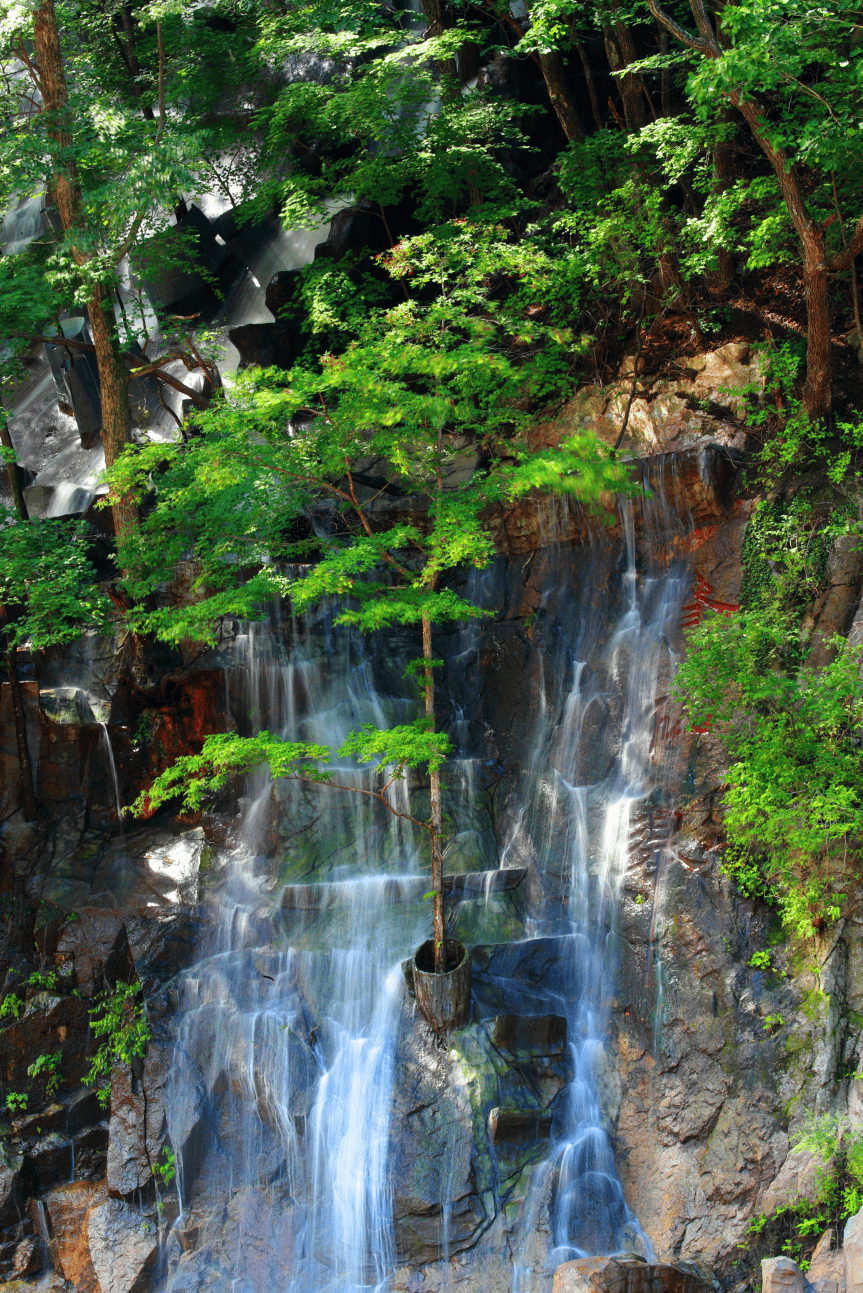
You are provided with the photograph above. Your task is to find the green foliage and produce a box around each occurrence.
[134,722,451,816]
[84,981,152,1108]
[5,1091,28,1113]
[676,500,863,937]
[0,969,60,1022]
[154,1146,176,1190]
[749,951,771,970]
[27,1050,63,1097]
[0,518,112,649]
[0,993,23,1022]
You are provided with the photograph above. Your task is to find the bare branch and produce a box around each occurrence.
[156,19,166,133]
[13,33,44,97]
[644,0,714,55]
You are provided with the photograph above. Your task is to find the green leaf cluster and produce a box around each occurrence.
[676,501,863,937]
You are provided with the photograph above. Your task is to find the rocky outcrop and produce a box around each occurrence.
[553,1257,714,1293]
[808,1229,845,1293]
[760,1257,805,1293]
[845,1206,863,1293]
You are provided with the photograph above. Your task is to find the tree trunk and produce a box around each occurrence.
[657,26,672,116]
[707,112,736,293]
[33,0,139,537]
[32,0,81,233]
[6,642,37,822]
[801,229,832,420]
[575,40,604,130]
[88,287,139,536]
[604,21,646,131]
[646,0,855,419]
[538,51,585,143]
[0,415,29,522]
[422,612,446,974]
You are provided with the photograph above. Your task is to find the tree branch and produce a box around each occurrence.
[645,0,714,56]
[829,212,863,274]
[14,33,45,97]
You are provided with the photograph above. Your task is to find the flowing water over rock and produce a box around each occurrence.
[159,476,695,1293]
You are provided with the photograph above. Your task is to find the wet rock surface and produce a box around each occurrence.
[5,352,863,1290]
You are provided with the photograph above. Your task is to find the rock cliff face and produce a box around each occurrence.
[2,348,863,1293]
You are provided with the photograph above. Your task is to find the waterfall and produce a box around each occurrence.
[506,478,691,1281]
[164,606,431,1293]
[98,722,123,824]
[161,470,694,1292]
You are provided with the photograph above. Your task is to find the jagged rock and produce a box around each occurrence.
[845,1204,863,1293]
[476,51,517,96]
[42,1180,103,1292]
[760,1257,805,1293]
[761,1147,833,1215]
[106,1040,171,1197]
[313,205,388,261]
[227,323,297,371]
[0,1159,24,1228]
[0,993,91,1103]
[10,1232,41,1276]
[807,1228,845,1293]
[264,268,299,321]
[55,909,134,997]
[87,1195,160,1293]
[805,534,863,667]
[389,1012,483,1263]
[125,908,200,988]
[553,1258,713,1293]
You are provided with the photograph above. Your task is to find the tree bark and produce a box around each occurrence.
[0,415,30,522]
[537,51,585,143]
[575,40,604,130]
[604,20,646,131]
[707,111,735,293]
[89,286,138,536]
[422,612,446,974]
[646,0,860,419]
[5,641,37,822]
[32,0,139,536]
[32,0,80,233]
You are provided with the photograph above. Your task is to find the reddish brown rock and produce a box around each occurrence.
[42,1180,103,1292]
[0,993,91,1102]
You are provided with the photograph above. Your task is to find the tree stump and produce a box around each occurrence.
[412,938,471,1032]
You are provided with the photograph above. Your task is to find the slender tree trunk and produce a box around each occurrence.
[422,612,446,974]
[647,0,863,419]
[657,26,672,116]
[32,0,139,537]
[575,40,604,130]
[707,112,735,293]
[538,51,585,143]
[801,230,831,421]
[0,414,29,522]
[88,287,138,536]
[32,0,80,233]
[604,21,646,131]
[6,641,37,822]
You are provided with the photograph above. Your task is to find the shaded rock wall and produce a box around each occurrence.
[4,348,863,1291]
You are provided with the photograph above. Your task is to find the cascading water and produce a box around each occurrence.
[165,605,433,1293]
[161,460,696,1293]
[506,468,693,1284]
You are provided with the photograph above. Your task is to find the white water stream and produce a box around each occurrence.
[159,468,693,1292]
